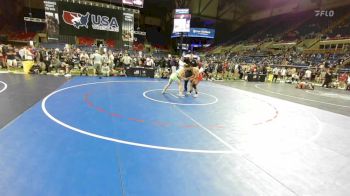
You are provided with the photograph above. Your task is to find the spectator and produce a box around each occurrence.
[145,56,155,67]
[49,56,62,73]
[107,50,114,69]
[121,53,132,68]
[272,67,280,83]
[339,72,348,89]
[280,67,287,81]
[79,56,89,76]
[305,69,312,81]
[346,73,350,91]
[101,63,111,77]
[6,45,17,69]
[322,70,333,88]
[91,50,103,75]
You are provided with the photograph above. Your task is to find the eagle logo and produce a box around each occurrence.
[62,11,90,29]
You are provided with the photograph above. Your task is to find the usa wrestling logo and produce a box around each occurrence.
[62,11,90,29]
[62,10,120,32]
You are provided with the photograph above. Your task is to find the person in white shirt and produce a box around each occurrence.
[80,52,90,62]
[24,47,33,61]
[120,53,132,75]
[305,69,312,81]
[280,67,287,81]
[145,56,155,67]
[108,50,114,69]
[102,52,109,65]
[272,67,280,83]
[91,50,102,75]
[101,63,111,77]
[178,57,185,70]
[18,47,25,60]
[121,53,132,67]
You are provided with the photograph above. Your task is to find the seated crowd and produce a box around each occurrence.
[1,43,350,90]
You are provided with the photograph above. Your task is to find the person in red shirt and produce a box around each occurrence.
[223,61,229,79]
[339,72,348,89]
[189,66,201,98]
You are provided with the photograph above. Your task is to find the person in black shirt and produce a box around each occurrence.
[183,64,194,95]
[189,58,197,67]
[159,57,167,78]
[6,45,17,68]
[41,49,50,72]
[79,56,88,76]
[322,70,332,88]
[140,56,146,67]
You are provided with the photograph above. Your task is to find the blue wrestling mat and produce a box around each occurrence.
[0,77,321,196]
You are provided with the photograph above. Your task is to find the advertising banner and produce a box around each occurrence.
[44,0,59,40]
[57,1,125,40]
[171,28,215,39]
[122,11,134,48]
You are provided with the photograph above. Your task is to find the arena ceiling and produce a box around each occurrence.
[5,0,350,33]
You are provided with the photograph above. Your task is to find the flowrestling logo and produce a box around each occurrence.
[62,10,119,32]
[314,10,334,17]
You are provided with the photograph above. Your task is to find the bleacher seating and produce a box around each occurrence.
[77,37,96,46]
[218,5,350,46]
[8,32,36,42]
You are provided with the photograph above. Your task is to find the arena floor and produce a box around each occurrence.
[0,74,350,195]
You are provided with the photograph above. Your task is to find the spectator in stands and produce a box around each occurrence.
[91,50,103,75]
[322,70,333,88]
[272,67,280,83]
[121,53,132,69]
[346,73,350,91]
[215,62,223,80]
[305,69,312,81]
[79,55,89,76]
[102,51,108,66]
[159,57,167,78]
[145,56,155,67]
[223,60,229,80]
[280,67,287,81]
[62,53,73,77]
[129,54,136,67]
[101,63,111,77]
[339,72,348,89]
[49,56,61,73]
[113,52,120,69]
[107,50,114,69]
[34,54,46,74]
[80,51,90,63]
[18,47,25,60]
[42,48,51,73]
[6,45,17,69]
[207,61,215,81]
